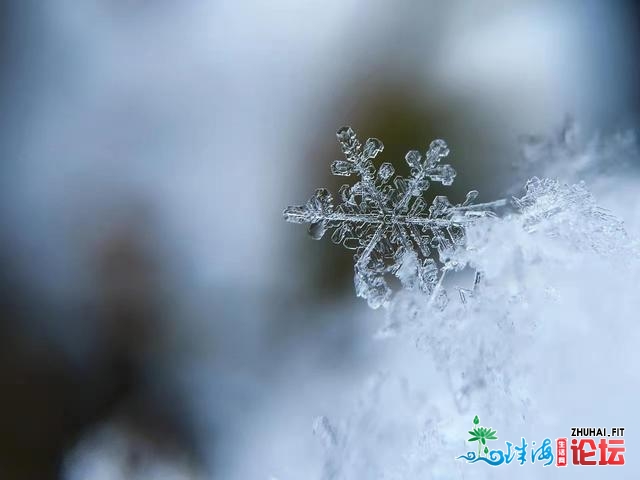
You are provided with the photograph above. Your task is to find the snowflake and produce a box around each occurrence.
[513,176,631,257]
[284,126,506,308]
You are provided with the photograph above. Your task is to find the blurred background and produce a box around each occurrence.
[0,1,639,478]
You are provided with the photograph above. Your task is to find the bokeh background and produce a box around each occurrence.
[0,1,639,478]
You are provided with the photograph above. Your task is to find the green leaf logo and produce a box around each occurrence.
[467,416,498,457]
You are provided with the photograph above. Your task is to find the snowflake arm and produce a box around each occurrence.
[284,126,507,308]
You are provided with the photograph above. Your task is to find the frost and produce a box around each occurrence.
[307,172,640,479]
[284,126,506,308]
[284,126,640,480]
[513,176,630,256]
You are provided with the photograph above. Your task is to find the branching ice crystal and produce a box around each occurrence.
[284,126,506,308]
[514,177,630,257]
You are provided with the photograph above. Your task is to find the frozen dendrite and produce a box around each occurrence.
[510,177,639,266]
[284,126,506,308]
[289,126,640,480]
[307,173,638,480]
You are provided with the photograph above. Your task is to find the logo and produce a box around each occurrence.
[456,416,625,468]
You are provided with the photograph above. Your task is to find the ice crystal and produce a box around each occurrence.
[514,177,629,256]
[284,126,506,308]
[280,125,640,480]
[309,173,640,480]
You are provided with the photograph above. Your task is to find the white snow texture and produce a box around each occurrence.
[286,124,640,479]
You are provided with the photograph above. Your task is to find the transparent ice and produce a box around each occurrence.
[283,125,640,480]
[284,126,506,309]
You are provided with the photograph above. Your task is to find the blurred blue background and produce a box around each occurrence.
[0,1,638,478]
